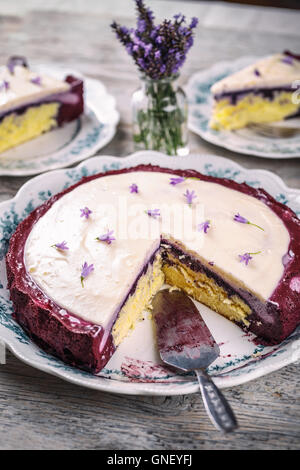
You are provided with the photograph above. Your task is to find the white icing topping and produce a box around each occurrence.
[24,171,290,327]
[211,53,300,95]
[0,65,70,113]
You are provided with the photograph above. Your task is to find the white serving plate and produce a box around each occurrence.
[186,56,300,159]
[0,64,119,176]
[0,151,299,395]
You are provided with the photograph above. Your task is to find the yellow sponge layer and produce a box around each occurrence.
[112,255,165,347]
[0,103,59,153]
[162,255,251,326]
[210,91,298,131]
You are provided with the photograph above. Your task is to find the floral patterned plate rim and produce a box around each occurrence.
[185,56,300,159]
[0,151,300,396]
[0,63,120,176]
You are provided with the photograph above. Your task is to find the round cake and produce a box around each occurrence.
[6,164,300,373]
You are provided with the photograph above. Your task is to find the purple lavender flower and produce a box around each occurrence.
[281,55,293,65]
[30,76,42,86]
[111,0,198,80]
[145,208,160,218]
[234,213,264,231]
[130,183,139,193]
[96,230,116,245]
[169,176,185,185]
[0,80,9,91]
[52,241,69,251]
[197,220,210,234]
[238,251,261,266]
[80,262,94,287]
[254,68,261,77]
[184,189,197,205]
[80,207,92,219]
[7,56,28,74]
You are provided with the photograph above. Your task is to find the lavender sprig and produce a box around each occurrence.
[112,1,198,156]
[80,262,94,287]
[96,230,116,245]
[111,1,198,80]
[239,251,261,266]
[234,213,264,231]
[51,241,69,251]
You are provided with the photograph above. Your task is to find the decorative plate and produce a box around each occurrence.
[186,57,300,159]
[0,64,119,176]
[0,151,300,396]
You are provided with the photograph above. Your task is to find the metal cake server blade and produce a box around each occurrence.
[152,289,238,433]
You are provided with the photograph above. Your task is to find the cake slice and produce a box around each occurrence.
[6,165,300,374]
[0,56,84,153]
[210,51,300,131]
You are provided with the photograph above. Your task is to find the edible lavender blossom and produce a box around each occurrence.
[96,230,116,245]
[197,220,210,234]
[130,183,139,193]
[146,208,161,218]
[80,207,92,219]
[30,76,42,86]
[239,251,261,266]
[111,1,198,80]
[170,176,185,186]
[52,241,69,251]
[184,189,197,206]
[0,80,9,91]
[234,213,264,231]
[80,262,94,287]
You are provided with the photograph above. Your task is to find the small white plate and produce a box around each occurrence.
[186,57,300,159]
[0,151,299,395]
[0,64,119,176]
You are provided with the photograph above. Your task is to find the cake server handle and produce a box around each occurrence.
[195,368,238,433]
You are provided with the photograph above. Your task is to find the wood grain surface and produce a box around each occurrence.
[0,0,299,450]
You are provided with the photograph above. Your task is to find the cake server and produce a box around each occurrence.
[152,289,238,433]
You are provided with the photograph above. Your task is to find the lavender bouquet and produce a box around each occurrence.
[111,0,198,155]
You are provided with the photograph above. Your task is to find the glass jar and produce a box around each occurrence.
[131,74,189,156]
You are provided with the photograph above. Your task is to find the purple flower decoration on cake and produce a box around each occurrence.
[80,262,94,287]
[197,220,210,234]
[281,55,293,65]
[238,251,261,266]
[254,68,261,77]
[111,1,198,80]
[145,208,160,218]
[0,80,10,91]
[184,189,197,206]
[170,176,185,186]
[7,56,28,74]
[130,183,139,193]
[52,241,69,251]
[30,76,42,86]
[234,213,264,231]
[80,207,92,219]
[96,230,116,245]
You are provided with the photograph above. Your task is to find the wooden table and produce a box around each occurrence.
[0,0,299,450]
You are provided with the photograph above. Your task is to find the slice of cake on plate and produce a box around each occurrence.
[6,165,300,374]
[210,51,300,131]
[0,56,84,153]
